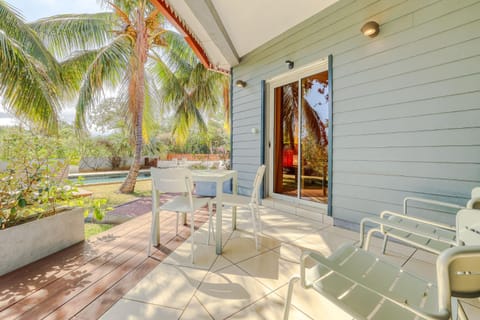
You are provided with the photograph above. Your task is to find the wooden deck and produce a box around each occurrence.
[0,209,210,319]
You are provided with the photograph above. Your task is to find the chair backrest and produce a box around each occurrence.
[250,165,266,203]
[436,245,480,315]
[150,167,194,194]
[467,187,480,209]
[457,208,480,246]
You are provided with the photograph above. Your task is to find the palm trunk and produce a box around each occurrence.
[119,8,147,194]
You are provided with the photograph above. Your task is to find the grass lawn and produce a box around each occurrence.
[85,223,114,239]
[81,180,152,207]
[81,180,152,238]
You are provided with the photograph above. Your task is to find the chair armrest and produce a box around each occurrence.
[359,213,457,250]
[380,210,456,231]
[302,245,450,320]
[404,197,463,215]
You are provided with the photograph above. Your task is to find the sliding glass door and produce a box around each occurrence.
[272,70,329,204]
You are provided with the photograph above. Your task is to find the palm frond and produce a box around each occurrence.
[75,35,132,130]
[172,99,207,145]
[0,1,62,84]
[60,49,102,98]
[108,2,131,25]
[0,30,60,132]
[29,13,115,60]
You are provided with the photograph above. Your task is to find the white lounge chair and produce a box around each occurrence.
[284,209,480,320]
[149,167,213,263]
[211,164,266,249]
[360,190,480,254]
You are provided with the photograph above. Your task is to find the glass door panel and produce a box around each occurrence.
[273,81,298,198]
[300,71,329,203]
[272,70,329,204]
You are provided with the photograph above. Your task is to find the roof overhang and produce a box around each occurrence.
[151,0,339,73]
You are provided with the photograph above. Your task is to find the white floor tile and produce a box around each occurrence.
[100,298,182,320]
[228,291,312,320]
[236,250,299,292]
[195,264,271,319]
[124,263,208,310]
[180,296,213,320]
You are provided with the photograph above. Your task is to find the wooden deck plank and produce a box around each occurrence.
[0,207,210,320]
[0,213,150,312]
[4,224,153,319]
[0,214,150,314]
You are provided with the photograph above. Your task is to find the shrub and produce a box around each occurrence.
[0,132,108,229]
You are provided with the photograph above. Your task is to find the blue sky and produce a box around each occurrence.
[1,1,106,126]
[11,0,105,22]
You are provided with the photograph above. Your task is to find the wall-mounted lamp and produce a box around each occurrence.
[235,80,247,88]
[285,60,294,69]
[251,128,259,134]
[361,21,380,38]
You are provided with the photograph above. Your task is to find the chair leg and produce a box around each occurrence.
[190,211,195,264]
[175,212,179,236]
[382,235,389,254]
[283,275,300,320]
[207,201,215,245]
[249,204,259,250]
[148,209,158,257]
[255,204,262,232]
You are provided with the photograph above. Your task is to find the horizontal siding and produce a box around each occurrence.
[334,146,480,164]
[231,0,480,225]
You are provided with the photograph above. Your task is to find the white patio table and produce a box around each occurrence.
[191,169,238,254]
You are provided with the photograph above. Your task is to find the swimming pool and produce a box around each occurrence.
[69,170,151,185]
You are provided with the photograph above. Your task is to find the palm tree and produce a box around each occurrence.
[29,0,228,193]
[0,1,64,133]
[150,30,228,146]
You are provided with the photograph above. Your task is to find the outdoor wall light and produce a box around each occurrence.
[285,60,294,69]
[251,128,259,134]
[235,80,247,88]
[361,21,380,37]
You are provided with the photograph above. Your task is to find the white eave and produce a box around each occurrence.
[159,0,339,71]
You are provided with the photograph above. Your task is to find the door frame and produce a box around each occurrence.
[265,58,331,210]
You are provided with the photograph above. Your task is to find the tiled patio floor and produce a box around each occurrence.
[101,206,480,320]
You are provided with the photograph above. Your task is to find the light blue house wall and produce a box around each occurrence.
[230,0,480,227]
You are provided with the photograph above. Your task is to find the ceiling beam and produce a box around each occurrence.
[184,0,239,66]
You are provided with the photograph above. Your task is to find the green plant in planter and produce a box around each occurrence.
[73,197,112,223]
[0,132,109,229]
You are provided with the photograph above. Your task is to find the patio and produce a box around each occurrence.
[96,204,480,319]
[101,205,480,319]
[0,202,480,319]
[3,202,477,319]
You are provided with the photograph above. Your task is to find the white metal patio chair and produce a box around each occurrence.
[360,189,480,254]
[149,167,213,263]
[211,164,266,250]
[284,209,480,320]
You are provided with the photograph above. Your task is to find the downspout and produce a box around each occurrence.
[229,68,233,170]
[327,54,334,217]
[260,80,266,199]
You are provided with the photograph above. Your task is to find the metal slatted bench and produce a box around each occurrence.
[284,209,480,320]
[359,210,458,254]
[359,192,480,255]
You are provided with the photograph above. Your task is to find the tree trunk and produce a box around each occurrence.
[119,8,148,194]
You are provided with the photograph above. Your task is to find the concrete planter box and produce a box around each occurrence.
[0,207,85,276]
